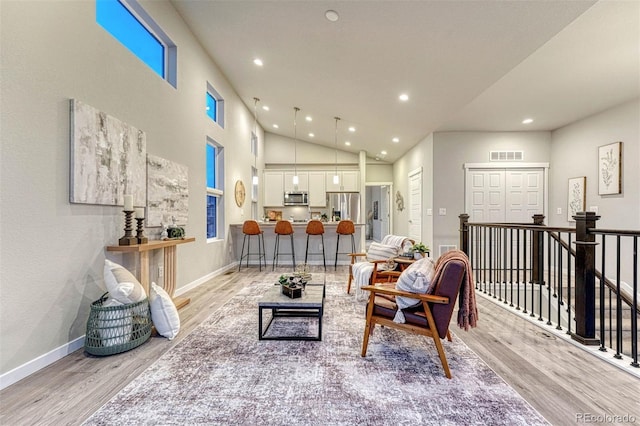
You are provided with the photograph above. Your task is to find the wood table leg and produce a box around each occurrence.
[164,245,190,309]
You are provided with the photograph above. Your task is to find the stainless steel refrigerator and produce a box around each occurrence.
[326,192,361,223]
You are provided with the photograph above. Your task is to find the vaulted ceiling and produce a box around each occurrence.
[171,1,640,163]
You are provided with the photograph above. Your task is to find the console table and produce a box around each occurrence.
[107,237,195,309]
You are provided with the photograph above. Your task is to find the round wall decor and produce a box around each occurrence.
[234,180,246,207]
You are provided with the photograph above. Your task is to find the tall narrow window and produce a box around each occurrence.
[206,82,225,128]
[206,139,224,239]
[97,0,177,87]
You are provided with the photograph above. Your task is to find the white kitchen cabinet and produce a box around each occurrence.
[325,171,359,192]
[284,171,308,192]
[263,171,284,206]
[308,171,326,206]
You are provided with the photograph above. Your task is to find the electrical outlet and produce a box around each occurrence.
[158,265,164,278]
[556,207,562,215]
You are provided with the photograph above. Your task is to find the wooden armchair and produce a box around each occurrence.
[360,258,466,379]
[346,236,413,294]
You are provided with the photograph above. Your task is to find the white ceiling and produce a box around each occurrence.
[171,0,640,163]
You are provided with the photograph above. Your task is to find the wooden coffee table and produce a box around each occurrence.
[258,280,325,341]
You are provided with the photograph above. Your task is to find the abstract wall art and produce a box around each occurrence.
[69,99,147,206]
[147,155,189,227]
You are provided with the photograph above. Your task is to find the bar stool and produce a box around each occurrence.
[304,220,326,270]
[272,220,296,270]
[335,220,356,270]
[238,220,266,271]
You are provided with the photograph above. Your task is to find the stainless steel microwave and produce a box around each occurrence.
[284,191,308,206]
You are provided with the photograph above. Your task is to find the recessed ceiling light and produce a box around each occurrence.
[308,133,314,137]
[253,58,263,66]
[345,141,351,146]
[392,137,399,143]
[399,93,409,102]
[272,124,279,129]
[348,126,356,132]
[305,116,312,122]
[522,118,534,124]
[381,150,387,155]
[325,10,339,22]
[262,105,269,111]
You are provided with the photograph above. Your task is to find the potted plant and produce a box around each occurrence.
[411,242,430,259]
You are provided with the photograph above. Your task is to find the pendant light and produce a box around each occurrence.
[252,97,259,185]
[292,107,300,187]
[333,116,341,185]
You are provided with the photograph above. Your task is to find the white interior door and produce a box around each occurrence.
[505,170,544,222]
[380,186,390,240]
[466,166,545,223]
[408,168,422,242]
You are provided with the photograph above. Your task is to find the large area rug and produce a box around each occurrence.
[83,274,548,425]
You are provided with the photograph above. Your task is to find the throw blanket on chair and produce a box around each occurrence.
[433,250,478,330]
[353,235,410,302]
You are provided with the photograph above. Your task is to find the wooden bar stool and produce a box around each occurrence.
[272,220,296,270]
[335,220,356,270]
[304,220,326,270]
[238,220,266,271]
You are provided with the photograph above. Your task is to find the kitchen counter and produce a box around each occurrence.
[230,221,364,268]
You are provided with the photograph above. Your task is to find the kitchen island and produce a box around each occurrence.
[230,221,364,268]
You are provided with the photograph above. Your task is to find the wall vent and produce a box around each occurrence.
[490,151,523,161]
[438,245,458,257]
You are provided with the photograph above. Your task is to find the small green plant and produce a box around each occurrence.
[278,275,289,285]
[411,242,429,254]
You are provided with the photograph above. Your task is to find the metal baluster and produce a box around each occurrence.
[631,235,638,367]
[510,228,514,307]
[566,233,572,336]
[523,230,528,314]
[615,235,622,359]
[516,229,521,310]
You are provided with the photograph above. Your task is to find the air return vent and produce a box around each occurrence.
[490,151,523,161]
[438,245,458,256]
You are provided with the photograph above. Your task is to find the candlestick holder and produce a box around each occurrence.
[135,217,148,244]
[118,210,137,246]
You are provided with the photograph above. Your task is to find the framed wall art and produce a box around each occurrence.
[567,176,586,222]
[598,141,622,195]
[69,99,147,207]
[147,155,189,227]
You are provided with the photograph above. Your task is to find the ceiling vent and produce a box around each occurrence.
[490,151,523,161]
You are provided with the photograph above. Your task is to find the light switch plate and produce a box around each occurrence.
[439,208,446,216]
[589,206,599,214]
[426,208,433,216]
[556,207,562,215]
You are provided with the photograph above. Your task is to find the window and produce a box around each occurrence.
[97,0,177,87]
[206,138,224,239]
[206,82,225,128]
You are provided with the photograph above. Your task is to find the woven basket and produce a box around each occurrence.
[84,293,152,356]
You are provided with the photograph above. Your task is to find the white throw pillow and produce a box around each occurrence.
[103,260,147,304]
[393,257,437,323]
[366,242,399,262]
[149,282,180,340]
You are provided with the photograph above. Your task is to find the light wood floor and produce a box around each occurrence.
[1,267,638,426]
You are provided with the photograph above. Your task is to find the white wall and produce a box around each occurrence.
[365,164,393,182]
[549,99,639,230]
[0,1,261,378]
[392,133,434,249]
[432,131,551,252]
[265,132,359,166]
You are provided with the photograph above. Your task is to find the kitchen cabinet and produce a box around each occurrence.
[284,171,308,192]
[308,171,326,206]
[263,171,284,206]
[325,171,359,192]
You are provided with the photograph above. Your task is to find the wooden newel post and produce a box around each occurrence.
[572,211,600,345]
[532,214,545,285]
[459,214,470,255]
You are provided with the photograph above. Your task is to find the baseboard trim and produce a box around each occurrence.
[0,336,85,390]
[2,263,239,391]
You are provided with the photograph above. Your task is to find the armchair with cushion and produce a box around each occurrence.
[346,235,413,297]
[360,250,477,379]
